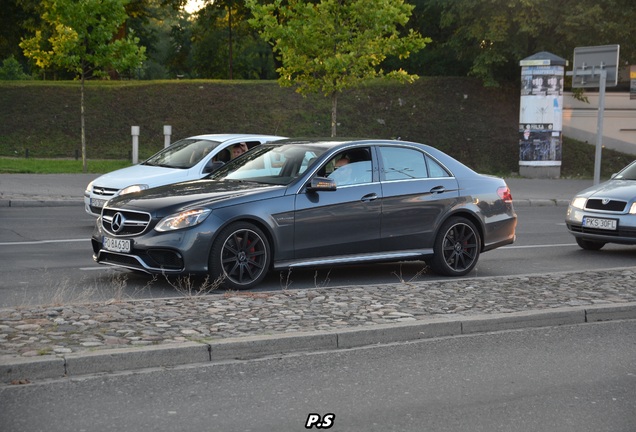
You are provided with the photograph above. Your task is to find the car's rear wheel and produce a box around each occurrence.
[575,237,605,250]
[430,217,481,276]
[210,222,271,290]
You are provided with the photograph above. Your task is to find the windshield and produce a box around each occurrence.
[143,139,220,169]
[210,144,327,185]
[613,160,636,180]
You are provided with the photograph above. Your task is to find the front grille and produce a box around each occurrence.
[102,207,151,236]
[92,185,119,198]
[96,249,184,272]
[585,198,627,212]
[568,223,636,238]
[147,249,184,270]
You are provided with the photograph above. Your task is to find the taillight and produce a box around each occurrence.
[497,186,513,202]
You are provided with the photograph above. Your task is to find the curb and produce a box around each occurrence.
[0,199,83,208]
[513,199,570,207]
[2,303,635,384]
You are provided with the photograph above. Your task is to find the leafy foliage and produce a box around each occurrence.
[0,56,31,80]
[191,1,276,79]
[20,0,146,79]
[422,0,636,86]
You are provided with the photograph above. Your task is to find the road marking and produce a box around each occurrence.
[0,239,89,246]
[502,243,576,249]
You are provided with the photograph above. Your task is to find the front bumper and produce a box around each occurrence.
[565,205,636,245]
[92,218,221,275]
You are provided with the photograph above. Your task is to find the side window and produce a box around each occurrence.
[324,148,373,186]
[379,147,428,181]
[212,148,231,163]
[426,156,451,178]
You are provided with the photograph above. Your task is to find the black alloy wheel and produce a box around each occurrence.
[210,222,271,290]
[430,217,481,276]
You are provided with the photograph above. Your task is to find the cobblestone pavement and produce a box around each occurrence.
[2,268,635,360]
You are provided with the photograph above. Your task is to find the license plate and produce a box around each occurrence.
[103,236,131,253]
[91,198,108,208]
[583,216,617,231]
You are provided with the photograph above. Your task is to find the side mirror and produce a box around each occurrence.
[204,161,225,174]
[306,176,337,192]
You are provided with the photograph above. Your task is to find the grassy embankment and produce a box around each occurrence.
[0,78,632,177]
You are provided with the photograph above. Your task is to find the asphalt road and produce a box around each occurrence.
[1,204,636,307]
[1,320,634,432]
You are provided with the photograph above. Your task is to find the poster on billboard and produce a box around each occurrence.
[519,65,564,167]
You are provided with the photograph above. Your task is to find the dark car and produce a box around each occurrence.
[92,139,517,290]
[566,160,636,250]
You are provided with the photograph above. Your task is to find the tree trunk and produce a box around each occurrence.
[331,91,338,137]
[228,5,233,80]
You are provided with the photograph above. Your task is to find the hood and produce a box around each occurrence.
[578,179,636,201]
[92,164,192,189]
[106,179,286,216]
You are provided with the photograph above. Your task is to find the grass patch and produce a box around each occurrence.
[0,157,131,174]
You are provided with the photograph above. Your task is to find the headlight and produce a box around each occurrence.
[118,184,149,196]
[629,203,636,215]
[570,197,587,209]
[85,180,94,196]
[155,209,212,232]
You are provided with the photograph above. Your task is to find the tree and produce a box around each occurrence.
[427,0,636,86]
[0,56,32,80]
[0,0,42,64]
[20,0,146,172]
[247,0,430,136]
[190,0,275,79]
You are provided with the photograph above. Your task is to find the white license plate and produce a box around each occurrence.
[103,236,131,253]
[91,198,108,208]
[583,217,617,231]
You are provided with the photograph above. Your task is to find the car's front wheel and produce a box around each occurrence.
[209,222,271,290]
[430,217,481,276]
[575,237,605,251]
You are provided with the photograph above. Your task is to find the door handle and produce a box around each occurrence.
[361,193,378,202]
[430,186,446,194]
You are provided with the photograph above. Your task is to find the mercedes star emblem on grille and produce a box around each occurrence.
[111,212,126,233]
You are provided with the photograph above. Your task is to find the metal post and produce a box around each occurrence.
[593,69,607,185]
[163,125,172,148]
[131,126,140,164]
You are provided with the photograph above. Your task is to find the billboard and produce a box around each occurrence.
[519,65,564,167]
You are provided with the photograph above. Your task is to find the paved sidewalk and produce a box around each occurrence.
[0,173,594,207]
[1,269,635,383]
[3,173,634,385]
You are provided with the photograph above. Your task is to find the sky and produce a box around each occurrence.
[184,0,205,14]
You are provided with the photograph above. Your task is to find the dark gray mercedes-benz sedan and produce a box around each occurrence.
[92,139,517,289]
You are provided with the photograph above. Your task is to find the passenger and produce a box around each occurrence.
[231,142,249,159]
[334,155,350,168]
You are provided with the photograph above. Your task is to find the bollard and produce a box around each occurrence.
[131,126,140,164]
[164,125,172,148]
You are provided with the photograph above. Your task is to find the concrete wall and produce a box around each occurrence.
[563,92,636,155]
